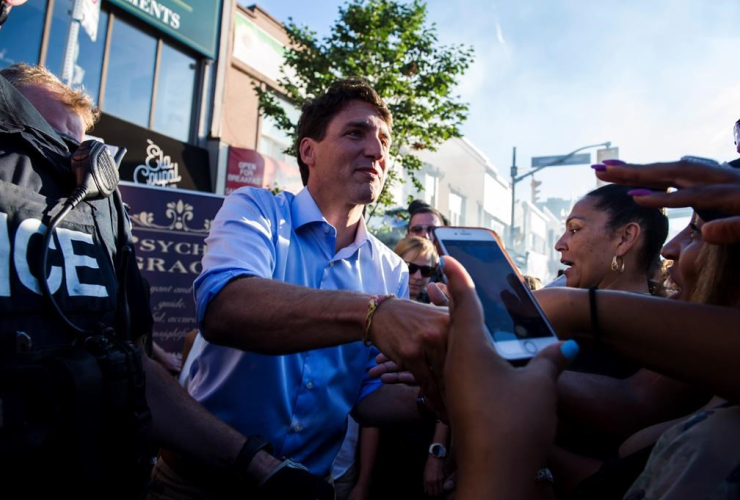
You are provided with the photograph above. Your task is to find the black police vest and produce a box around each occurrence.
[0,98,153,497]
[0,179,120,347]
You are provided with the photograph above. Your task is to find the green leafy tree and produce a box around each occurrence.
[256,0,473,213]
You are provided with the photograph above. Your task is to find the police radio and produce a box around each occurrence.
[40,139,121,335]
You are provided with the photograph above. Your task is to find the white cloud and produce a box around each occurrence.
[495,20,506,45]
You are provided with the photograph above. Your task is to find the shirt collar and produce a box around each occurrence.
[292,187,372,255]
[292,187,326,229]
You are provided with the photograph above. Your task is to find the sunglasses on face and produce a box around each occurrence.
[406,263,437,277]
[408,225,437,237]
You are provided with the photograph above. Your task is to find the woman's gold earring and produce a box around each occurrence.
[611,255,625,273]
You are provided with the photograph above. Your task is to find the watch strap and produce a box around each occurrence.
[233,435,274,482]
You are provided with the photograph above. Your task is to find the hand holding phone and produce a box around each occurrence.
[434,227,559,361]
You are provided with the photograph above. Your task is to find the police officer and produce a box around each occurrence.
[0,62,333,498]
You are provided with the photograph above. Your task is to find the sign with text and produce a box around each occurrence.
[531,153,591,168]
[226,146,302,195]
[119,182,224,355]
[106,0,221,58]
[94,113,212,192]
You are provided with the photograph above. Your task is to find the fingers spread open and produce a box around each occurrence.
[596,160,740,189]
[631,184,740,213]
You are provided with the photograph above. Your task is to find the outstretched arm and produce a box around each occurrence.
[205,277,448,411]
[535,287,740,402]
[557,368,708,438]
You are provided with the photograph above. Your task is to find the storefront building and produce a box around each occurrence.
[212,4,303,195]
[0,0,226,192]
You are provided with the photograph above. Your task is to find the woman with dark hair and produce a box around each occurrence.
[550,184,712,495]
[555,183,668,295]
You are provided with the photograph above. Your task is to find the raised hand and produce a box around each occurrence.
[593,159,740,244]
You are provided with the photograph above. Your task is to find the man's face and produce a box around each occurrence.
[302,100,391,206]
[18,84,85,142]
[407,212,442,241]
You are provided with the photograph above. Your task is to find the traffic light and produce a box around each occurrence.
[531,177,542,203]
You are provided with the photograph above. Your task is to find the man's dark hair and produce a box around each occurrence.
[584,184,668,276]
[294,77,392,186]
[407,199,448,226]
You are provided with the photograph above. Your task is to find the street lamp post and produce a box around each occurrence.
[508,141,612,248]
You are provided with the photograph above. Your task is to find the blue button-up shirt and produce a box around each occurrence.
[190,187,408,477]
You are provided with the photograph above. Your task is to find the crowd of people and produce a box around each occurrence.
[2,0,740,496]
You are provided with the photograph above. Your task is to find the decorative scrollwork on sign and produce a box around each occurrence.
[130,198,212,235]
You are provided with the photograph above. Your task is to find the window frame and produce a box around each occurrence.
[33,1,203,144]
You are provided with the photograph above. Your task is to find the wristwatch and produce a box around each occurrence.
[428,442,447,458]
[233,435,274,482]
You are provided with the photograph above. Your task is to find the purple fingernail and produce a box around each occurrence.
[603,159,626,166]
[591,164,607,171]
[627,189,652,196]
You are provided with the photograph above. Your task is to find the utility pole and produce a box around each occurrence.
[508,141,611,250]
[61,0,83,86]
[509,146,517,249]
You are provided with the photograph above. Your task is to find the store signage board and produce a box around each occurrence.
[107,0,221,58]
[93,113,212,192]
[119,182,224,354]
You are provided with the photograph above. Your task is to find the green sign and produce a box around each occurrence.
[107,0,221,58]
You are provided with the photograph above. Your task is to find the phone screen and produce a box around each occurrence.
[443,240,555,342]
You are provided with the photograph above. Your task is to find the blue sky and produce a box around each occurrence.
[251,0,740,204]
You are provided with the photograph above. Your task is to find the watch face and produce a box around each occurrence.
[429,443,446,458]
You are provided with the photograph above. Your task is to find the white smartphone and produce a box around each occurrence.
[434,227,559,362]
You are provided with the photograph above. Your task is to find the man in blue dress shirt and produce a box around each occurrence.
[156,78,449,497]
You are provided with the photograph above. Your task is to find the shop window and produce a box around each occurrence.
[103,17,156,128]
[152,42,196,143]
[46,1,108,104]
[258,96,299,164]
[0,0,47,68]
